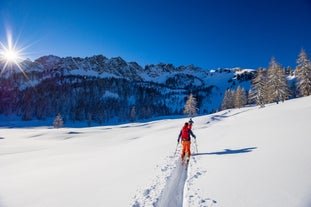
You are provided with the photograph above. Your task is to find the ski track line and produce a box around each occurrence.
[156,159,188,207]
[131,154,180,207]
[131,153,210,207]
[132,147,205,207]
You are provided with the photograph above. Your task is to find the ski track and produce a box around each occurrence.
[131,146,209,207]
[156,159,188,207]
[131,153,180,207]
[131,147,188,207]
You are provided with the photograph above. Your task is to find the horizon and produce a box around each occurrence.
[7,50,310,71]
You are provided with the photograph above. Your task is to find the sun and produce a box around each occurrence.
[0,32,23,64]
[0,30,28,76]
[2,47,20,63]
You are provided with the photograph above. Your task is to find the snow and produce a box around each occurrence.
[235,68,255,75]
[0,96,311,207]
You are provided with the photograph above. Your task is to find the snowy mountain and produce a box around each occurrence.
[0,55,256,125]
[0,96,310,207]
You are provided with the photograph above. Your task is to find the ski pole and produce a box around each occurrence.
[194,139,198,153]
[173,141,179,156]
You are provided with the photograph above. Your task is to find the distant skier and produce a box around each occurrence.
[188,118,194,129]
[177,122,196,162]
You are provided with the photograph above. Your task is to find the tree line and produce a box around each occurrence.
[221,49,311,109]
[0,73,214,125]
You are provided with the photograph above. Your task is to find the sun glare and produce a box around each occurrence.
[0,29,28,76]
[2,48,19,62]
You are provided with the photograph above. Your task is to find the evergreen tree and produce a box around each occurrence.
[247,89,255,105]
[267,57,290,104]
[183,93,198,117]
[251,68,268,107]
[221,89,235,110]
[53,113,64,128]
[234,86,247,108]
[296,49,311,97]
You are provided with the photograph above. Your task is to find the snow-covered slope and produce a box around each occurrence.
[1,96,309,207]
[183,96,311,207]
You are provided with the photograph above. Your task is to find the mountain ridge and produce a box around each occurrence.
[0,54,256,125]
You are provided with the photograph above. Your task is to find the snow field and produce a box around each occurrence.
[0,96,311,207]
[185,96,311,207]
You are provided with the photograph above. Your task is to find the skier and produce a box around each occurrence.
[188,118,194,129]
[177,122,196,162]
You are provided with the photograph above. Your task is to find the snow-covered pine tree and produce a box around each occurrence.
[295,49,311,97]
[247,89,255,105]
[251,68,268,107]
[267,57,290,104]
[234,86,247,108]
[53,113,64,128]
[183,93,198,117]
[221,89,235,110]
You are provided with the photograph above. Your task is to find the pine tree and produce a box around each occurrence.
[221,89,235,110]
[53,113,64,128]
[234,86,247,108]
[247,89,255,105]
[296,49,311,97]
[251,68,268,107]
[183,93,198,117]
[267,57,290,104]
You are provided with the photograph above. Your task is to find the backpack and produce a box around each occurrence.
[181,126,190,141]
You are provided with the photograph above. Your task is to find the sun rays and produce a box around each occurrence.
[0,29,29,78]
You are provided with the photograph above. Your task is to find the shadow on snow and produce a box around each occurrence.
[192,147,257,156]
[206,108,254,125]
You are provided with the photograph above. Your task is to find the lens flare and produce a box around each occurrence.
[3,48,19,62]
[0,30,28,77]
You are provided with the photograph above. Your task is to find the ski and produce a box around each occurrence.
[181,154,190,166]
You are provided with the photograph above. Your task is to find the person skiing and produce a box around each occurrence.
[188,118,194,129]
[178,122,196,162]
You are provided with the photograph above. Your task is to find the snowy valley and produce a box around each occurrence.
[0,95,310,207]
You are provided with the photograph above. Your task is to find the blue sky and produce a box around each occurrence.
[1,0,311,69]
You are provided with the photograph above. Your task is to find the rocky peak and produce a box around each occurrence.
[34,55,62,70]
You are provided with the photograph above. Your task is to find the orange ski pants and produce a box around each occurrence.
[181,141,191,159]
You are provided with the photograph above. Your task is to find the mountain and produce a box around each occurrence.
[0,96,310,207]
[0,55,255,125]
